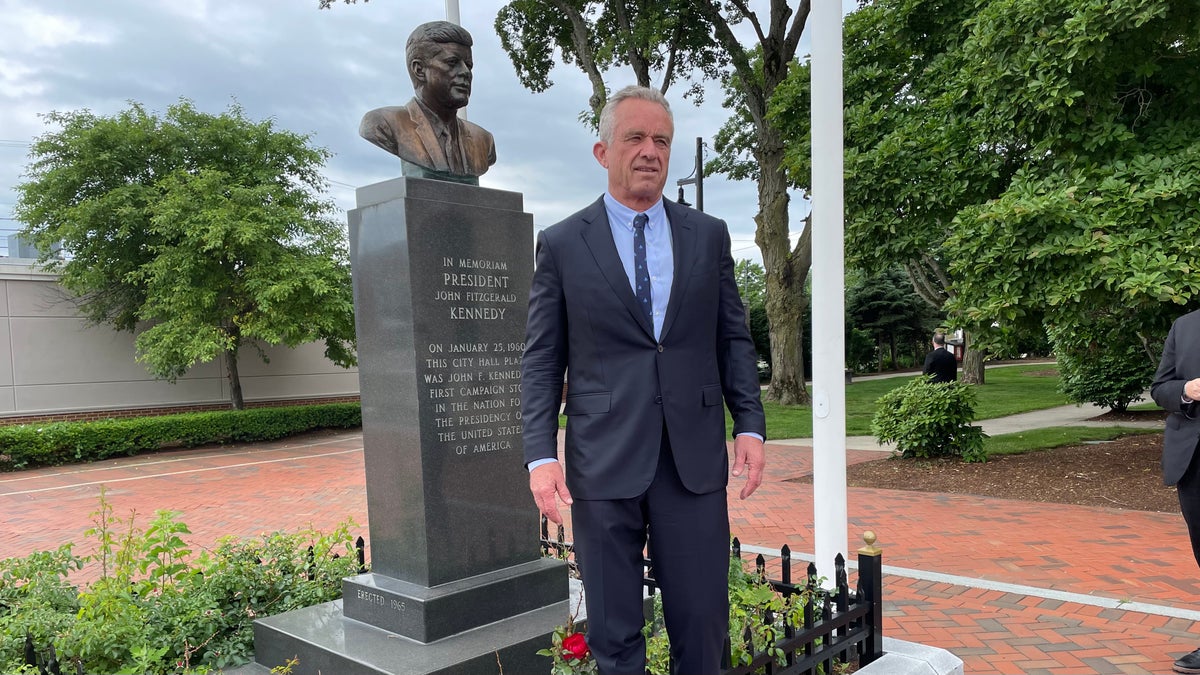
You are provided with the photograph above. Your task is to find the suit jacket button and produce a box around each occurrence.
[655,395,663,404]
[657,344,664,352]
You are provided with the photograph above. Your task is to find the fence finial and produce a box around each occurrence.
[858,530,882,556]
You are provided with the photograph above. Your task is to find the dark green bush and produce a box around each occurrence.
[872,378,987,462]
[1049,321,1154,413]
[0,403,361,471]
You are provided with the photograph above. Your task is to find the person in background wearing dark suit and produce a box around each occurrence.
[520,85,766,675]
[358,21,496,183]
[922,332,957,384]
[1152,309,1200,674]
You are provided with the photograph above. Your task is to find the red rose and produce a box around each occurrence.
[562,632,590,661]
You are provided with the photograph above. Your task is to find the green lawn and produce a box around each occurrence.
[737,363,1071,440]
[983,425,1159,456]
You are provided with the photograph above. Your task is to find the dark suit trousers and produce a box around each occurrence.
[1178,439,1200,568]
[571,429,730,675]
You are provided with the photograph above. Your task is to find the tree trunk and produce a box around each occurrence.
[226,344,245,410]
[960,330,985,385]
[757,136,811,406]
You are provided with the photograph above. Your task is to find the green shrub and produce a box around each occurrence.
[0,403,361,471]
[872,378,987,462]
[0,491,361,674]
[1049,321,1154,413]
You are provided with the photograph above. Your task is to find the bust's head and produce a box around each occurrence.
[406,21,474,116]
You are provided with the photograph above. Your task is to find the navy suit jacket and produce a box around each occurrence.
[521,196,765,501]
[1152,309,1200,486]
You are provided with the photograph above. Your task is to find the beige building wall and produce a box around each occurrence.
[0,262,359,417]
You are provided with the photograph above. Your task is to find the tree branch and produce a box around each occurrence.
[920,252,955,299]
[612,0,651,86]
[660,21,681,94]
[728,0,768,45]
[551,0,610,122]
[783,0,811,60]
[904,260,946,308]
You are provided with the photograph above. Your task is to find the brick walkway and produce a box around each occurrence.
[2,430,1198,674]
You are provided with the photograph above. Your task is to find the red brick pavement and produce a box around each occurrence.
[2,432,1199,674]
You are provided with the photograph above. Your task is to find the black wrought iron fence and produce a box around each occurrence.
[541,518,885,674]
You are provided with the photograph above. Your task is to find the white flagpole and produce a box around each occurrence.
[811,0,848,569]
[446,0,466,121]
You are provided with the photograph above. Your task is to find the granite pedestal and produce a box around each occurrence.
[241,178,568,675]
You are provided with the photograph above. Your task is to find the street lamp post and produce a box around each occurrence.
[676,137,704,211]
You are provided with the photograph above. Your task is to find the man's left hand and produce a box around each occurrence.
[731,435,765,499]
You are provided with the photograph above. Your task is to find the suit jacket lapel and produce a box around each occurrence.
[579,197,656,339]
[404,100,450,171]
[660,199,696,342]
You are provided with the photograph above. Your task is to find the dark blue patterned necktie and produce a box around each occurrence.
[632,213,653,328]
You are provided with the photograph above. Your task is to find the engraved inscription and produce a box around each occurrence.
[422,257,526,456]
[357,590,386,606]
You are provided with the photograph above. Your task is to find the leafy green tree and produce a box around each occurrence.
[495,0,728,127]
[15,100,356,409]
[773,0,1200,399]
[941,0,1200,408]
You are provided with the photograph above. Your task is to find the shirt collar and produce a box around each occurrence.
[603,193,666,231]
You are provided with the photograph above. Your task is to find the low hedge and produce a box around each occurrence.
[0,403,361,471]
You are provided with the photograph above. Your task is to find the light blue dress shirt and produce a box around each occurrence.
[602,193,673,340]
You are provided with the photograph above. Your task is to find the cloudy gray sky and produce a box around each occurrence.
[0,0,819,262]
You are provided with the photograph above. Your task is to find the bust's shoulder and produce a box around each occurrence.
[360,103,418,126]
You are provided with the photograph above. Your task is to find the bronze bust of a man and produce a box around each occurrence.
[359,21,497,184]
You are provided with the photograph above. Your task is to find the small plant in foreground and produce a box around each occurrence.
[0,491,361,674]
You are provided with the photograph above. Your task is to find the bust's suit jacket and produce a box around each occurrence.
[1152,309,1200,486]
[521,196,766,500]
[358,99,496,176]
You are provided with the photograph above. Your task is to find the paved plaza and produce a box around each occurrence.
[2,410,1198,674]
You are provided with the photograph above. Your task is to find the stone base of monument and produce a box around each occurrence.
[225,594,566,675]
[221,177,570,675]
[341,559,565,642]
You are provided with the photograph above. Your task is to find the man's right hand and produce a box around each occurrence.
[1186,378,1200,401]
[529,461,573,525]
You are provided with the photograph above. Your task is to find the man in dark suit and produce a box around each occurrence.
[922,332,957,383]
[1151,309,1200,674]
[358,21,496,183]
[521,85,766,675]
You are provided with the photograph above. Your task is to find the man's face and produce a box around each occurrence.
[414,42,473,113]
[593,98,673,210]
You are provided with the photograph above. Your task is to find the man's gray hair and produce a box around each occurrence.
[598,86,673,145]
[406,21,473,84]
[933,332,947,346]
